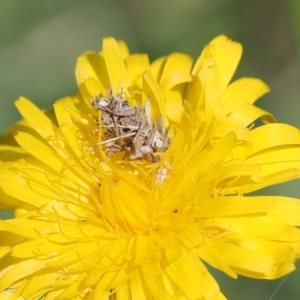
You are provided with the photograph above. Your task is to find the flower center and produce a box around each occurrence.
[90,87,171,162]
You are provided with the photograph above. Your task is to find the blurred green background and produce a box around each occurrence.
[1,0,300,299]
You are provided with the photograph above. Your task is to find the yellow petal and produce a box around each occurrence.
[141,262,173,300]
[0,220,38,240]
[117,40,130,59]
[250,124,300,155]
[217,292,228,300]
[15,97,58,140]
[193,35,242,93]
[0,175,50,208]
[0,259,45,291]
[207,35,242,93]
[176,132,237,193]
[266,196,300,225]
[165,91,184,123]
[161,73,192,123]
[198,55,225,124]
[53,97,82,157]
[80,77,106,107]
[14,132,65,173]
[243,168,300,193]
[102,37,131,92]
[197,242,237,279]
[130,268,150,300]
[212,240,285,278]
[54,273,87,299]
[160,72,192,95]
[223,77,270,113]
[218,216,300,242]
[133,234,154,265]
[142,71,166,119]
[75,51,108,88]
[159,53,193,83]
[226,103,275,127]
[149,56,167,82]
[125,54,150,83]
[194,196,275,218]
[23,272,60,300]
[0,145,29,163]
[165,249,220,300]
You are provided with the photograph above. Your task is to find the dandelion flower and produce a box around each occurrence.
[1,35,300,300]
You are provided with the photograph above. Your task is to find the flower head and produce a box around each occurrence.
[1,35,300,300]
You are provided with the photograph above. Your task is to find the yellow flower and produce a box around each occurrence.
[1,35,300,300]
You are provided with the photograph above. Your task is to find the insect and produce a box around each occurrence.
[155,164,171,185]
[89,87,171,162]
